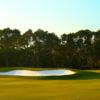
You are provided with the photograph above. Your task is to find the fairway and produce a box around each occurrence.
[0,68,100,100]
[0,0,100,100]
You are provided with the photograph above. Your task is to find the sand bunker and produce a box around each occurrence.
[0,69,75,76]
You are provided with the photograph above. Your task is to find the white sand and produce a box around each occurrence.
[0,69,75,76]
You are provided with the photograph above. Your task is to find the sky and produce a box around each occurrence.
[0,0,100,36]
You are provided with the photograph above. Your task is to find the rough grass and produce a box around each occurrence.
[0,67,100,100]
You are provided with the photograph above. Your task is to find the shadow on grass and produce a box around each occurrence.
[0,70,100,80]
[25,70,100,80]
[35,71,100,80]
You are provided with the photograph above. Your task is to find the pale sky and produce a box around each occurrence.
[0,0,100,36]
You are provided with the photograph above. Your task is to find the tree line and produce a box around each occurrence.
[0,28,100,69]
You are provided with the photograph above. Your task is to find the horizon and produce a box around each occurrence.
[1,27,100,37]
[0,0,100,36]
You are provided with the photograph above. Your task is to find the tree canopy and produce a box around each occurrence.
[0,28,100,69]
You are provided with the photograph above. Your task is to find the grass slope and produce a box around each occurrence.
[0,68,100,100]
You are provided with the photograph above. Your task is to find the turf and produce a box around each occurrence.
[0,68,100,100]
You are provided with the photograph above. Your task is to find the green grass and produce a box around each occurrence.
[0,67,100,100]
[0,67,64,72]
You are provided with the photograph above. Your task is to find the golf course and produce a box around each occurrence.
[0,0,100,100]
[0,67,100,100]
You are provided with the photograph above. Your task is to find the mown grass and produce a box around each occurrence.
[0,67,64,72]
[0,67,100,100]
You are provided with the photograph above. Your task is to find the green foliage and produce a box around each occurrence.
[0,28,100,69]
